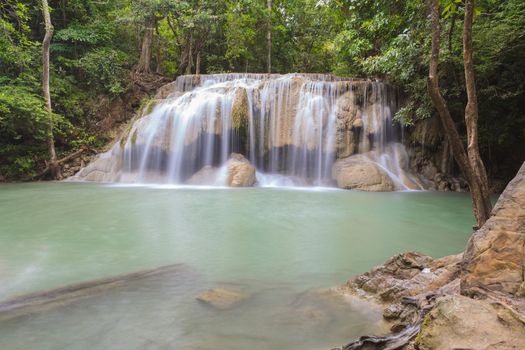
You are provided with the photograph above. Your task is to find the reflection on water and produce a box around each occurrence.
[0,183,474,349]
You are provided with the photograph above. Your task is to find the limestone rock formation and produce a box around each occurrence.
[68,74,426,189]
[333,163,525,350]
[196,288,247,310]
[68,146,122,182]
[338,252,461,307]
[461,161,525,296]
[226,153,256,187]
[332,156,394,191]
[231,87,249,130]
[186,166,221,185]
[415,294,525,350]
[406,116,467,192]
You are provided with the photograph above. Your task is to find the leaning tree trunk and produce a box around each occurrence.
[41,0,60,180]
[463,0,492,225]
[136,15,155,74]
[267,0,272,74]
[427,0,489,229]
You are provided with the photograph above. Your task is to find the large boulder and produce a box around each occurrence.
[332,156,395,191]
[415,294,525,350]
[226,153,256,187]
[186,165,221,185]
[461,162,525,296]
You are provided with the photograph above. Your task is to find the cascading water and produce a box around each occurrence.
[70,73,424,190]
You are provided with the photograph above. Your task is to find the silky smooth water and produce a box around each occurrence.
[76,74,424,190]
[0,183,474,350]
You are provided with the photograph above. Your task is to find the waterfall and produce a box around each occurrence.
[70,73,424,190]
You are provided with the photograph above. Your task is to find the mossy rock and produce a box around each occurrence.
[130,129,138,145]
[231,87,249,131]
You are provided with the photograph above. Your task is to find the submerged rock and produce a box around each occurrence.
[332,156,394,191]
[226,153,256,187]
[196,288,247,310]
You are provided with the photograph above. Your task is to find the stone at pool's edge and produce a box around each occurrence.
[331,162,525,349]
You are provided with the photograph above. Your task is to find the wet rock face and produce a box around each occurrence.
[231,87,249,131]
[68,147,123,182]
[332,156,394,191]
[405,116,468,192]
[415,294,525,350]
[226,153,256,187]
[333,251,463,337]
[186,165,220,185]
[461,162,525,296]
[343,252,462,304]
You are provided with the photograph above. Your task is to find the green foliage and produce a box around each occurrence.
[76,48,128,95]
[0,0,523,180]
[224,0,263,68]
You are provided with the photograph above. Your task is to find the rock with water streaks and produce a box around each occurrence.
[226,153,256,187]
[332,156,394,192]
[186,165,221,185]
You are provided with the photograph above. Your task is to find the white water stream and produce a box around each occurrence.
[71,74,422,189]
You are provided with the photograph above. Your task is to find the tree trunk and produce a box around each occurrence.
[136,15,155,74]
[186,33,193,75]
[195,50,201,75]
[155,18,162,74]
[175,47,189,77]
[463,0,492,225]
[41,0,60,180]
[427,0,490,229]
[267,0,272,74]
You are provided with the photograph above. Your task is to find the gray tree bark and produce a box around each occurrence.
[267,0,272,74]
[137,15,155,74]
[463,0,492,226]
[427,0,491,229]
[41,0,60,180]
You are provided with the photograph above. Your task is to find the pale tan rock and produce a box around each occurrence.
[352,118,364,129]
[186,166,220,185]
[332,156,394,191]
[415,294,525,350]
[69,146,123,182]
[335,91,360,158]
[462,162,525,296]
[226,153,256,187]
[196,288,247,310]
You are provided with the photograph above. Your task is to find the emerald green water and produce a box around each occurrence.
[0,183,474,349]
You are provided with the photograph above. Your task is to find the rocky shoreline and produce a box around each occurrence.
[331,162,525,349]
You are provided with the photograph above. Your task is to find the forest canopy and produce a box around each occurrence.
[0,0,524,181]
